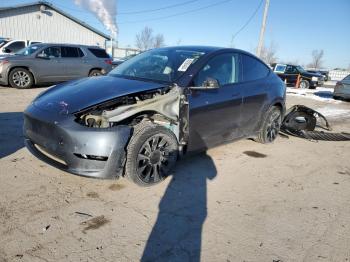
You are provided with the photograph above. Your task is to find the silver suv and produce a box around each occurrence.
[0,43,112,89]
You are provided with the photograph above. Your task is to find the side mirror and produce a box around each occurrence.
[37,53,50,60]
[190,77,220,90]
[203,77,220,89]
[3,48,11,53]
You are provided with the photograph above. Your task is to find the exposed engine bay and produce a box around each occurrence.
[74,85,189,146]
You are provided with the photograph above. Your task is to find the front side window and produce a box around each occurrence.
[16,45,41,56]
[109,48,206,83]
[296,66,306,73]
[5,41,25,52]
[194,53,238,86]
[242,54,270,81]
[40,47,61,58]
[61,47,81,58]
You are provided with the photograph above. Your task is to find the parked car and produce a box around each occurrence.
[333,74,350,100]
[271,63,324,89]
[111,54,139,69]
[307,69,330,81]
[0,39,42,55]
[23,46,286,186]
[0,43,112,88]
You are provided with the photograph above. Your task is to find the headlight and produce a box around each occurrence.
[312,76,318,81]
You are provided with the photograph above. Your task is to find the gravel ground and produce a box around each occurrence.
[0,85,350,262]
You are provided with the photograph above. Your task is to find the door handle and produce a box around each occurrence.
[232,93,240,97]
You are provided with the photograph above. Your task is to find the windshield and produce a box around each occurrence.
[15,45,41,56]
[296,66,306,73]
[109,48,206,83]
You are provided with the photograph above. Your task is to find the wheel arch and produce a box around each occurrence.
[88,68,103,75]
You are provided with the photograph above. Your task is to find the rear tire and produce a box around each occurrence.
[88,69,102,77]
[125,121,178,187]
[299,79,310,89]
[255,106,282,144]
[9,68,34,89]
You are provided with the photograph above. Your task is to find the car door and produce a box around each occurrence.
[285,65,298,85]
[61,46,89,79]
[239,54,271,135]
[187,52,244,152]
[33,46,67,82]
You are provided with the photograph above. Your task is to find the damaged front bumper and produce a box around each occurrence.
[23,105,131,179]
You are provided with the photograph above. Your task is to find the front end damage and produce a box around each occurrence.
[24,85,188,179]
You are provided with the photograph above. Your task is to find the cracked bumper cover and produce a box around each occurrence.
[23,104,132,179]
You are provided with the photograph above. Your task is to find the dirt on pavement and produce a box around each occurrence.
[0,86,350,262]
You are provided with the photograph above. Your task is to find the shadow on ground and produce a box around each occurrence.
[0,112,24,158]
[141,153,217,262]
[313,90,333,99]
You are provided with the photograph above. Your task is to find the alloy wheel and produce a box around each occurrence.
[136,134,176,183]
[12,71,30,88]
[266,110,282,142]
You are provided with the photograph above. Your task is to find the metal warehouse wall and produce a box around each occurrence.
[0,5,107,47]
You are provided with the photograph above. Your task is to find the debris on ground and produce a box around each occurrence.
[281,105,350,141]
[74,211,93,218]
[81,215,110,233]
[42,225,50,232]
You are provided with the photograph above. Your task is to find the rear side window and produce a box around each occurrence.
[88,48,109,58]
[241,54,269,82]
[61,47,83,58]
[194,53,239,86]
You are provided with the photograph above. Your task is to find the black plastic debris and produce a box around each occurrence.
[281,105,350,141]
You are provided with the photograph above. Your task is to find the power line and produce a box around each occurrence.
[54,0,200,16]
[119,0,200,15]
[119,0,233,24]
[230,0,264,45]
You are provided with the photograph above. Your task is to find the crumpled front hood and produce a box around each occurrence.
[33,76,167,114]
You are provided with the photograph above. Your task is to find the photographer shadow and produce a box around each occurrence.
[0,112,24,159]
[141,152,217,262]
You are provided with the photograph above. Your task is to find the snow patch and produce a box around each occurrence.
[315,106,350,118]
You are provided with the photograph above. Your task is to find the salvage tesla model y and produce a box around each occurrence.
[24,46,286,186]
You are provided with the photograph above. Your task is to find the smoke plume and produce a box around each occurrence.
[74,0,118,38]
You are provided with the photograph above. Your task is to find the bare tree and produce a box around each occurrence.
[135,26,154,51]
[135,27,165,51]
[309,49,324,69]
[153,34,165,48]
[259,41,278,65]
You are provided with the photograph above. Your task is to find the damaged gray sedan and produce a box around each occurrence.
[24,46,286,186]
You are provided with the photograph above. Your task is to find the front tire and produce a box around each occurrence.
[125,121,178,186]
[255,106,282,144]
[299,79,310,89]
[9,68,34,89]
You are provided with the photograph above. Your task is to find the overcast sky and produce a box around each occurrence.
[2,0,350,69]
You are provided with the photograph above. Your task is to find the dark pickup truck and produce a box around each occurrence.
[271,63,324,89]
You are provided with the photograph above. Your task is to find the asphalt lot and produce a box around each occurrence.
[0,85,350,262]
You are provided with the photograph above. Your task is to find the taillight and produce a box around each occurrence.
[0,59,9,65]
[104,59,112,65]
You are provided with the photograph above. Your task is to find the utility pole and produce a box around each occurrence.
[256,0,270,57]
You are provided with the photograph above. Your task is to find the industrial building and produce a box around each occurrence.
[0,1,110,48]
